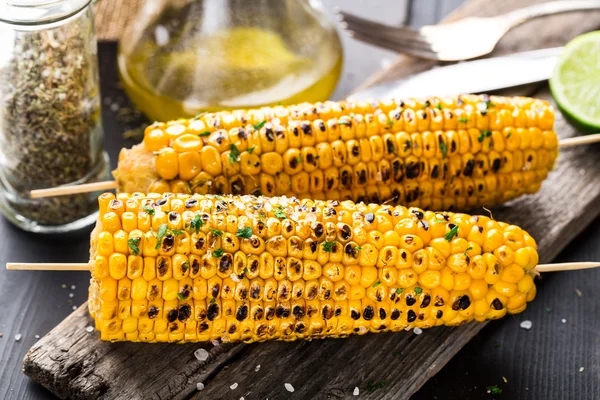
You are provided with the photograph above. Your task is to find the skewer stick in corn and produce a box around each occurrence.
[28,96,600,208]
[2,191,557,343]
[7,262,598,273]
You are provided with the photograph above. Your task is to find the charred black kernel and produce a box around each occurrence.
[350,310,360,320]
[401,250,408,260]
[352,145,360,157]
[412,210,424,219]
[407,186,420,202]
[319,121,326,132]
[198,322,209,332]
[301,121,312,135]
[238,128,248,139]
[391,309,400,320]
[345,243,357,257]
[162,235,174,250]
[407,310,417,322]
[322,305,334,320]
[231,177,245,195]
[527,154,533,162]
[256,324,268,336]
[155,198,167,206]
[379,308,387,319]
[219,254,233,273]
[307,285,318,300]
[169,323,178,332]
[250,284,261,299]
[436,310,443,319]
[275,305,287,318]
[434,296,444,307]
[228,325,237,334]
[420,294,431,308]
[340,169,352,188]
[168,212,178,221]
[340,224,351,240]
[463,159,475,177]
[391,189,401,203]
[293,305,305,318]
[157,258,168,276]
[406,162,420,179]
[418,312,425,320]
[386,139,396,155]
[148,306,159,319]
[491,158,501,172]
[406,295,416,306]
[392,160,404,183]
[358,169,367,184]
[365,212,375,223]
[431,165,439,179]
[363,306,374,320]
[453,295,471,310]
[253,307,264,320]
[295,323,306,333]
[448,223,457,231]
[418,220,429,231]
[265,126,275,141]
[381,166,391,182]
[290,156,299,169]
[491,298,503,310]
[178,305,192,322]
[309,240,318,253]
[313,222,324,238]
[478,184,484,192]
[190,260,200,277]
[334,307,342,317]
[234,305,248,321]
[211,284,220,298]
[306,153,315,164]
[326,177,335,190]
[167,309,178,323]
[180,285,191,299]
[265,307,275,320]
[451,140,457,152]
[477,226,484,233]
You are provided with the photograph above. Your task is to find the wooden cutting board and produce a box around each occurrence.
[23,1,600,399]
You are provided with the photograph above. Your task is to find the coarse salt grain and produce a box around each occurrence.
[561,319,567,323]
[230,382,238,390]
[194,348,209,361]
[212,339,220,347]
[69,293,74,298]
[305,213,317,222]
[86,326,94,333]
[264,202,272,212]
[231,274,240,283]
[255,364,261,372]
[579,367,585,372]
[284,383,294,392]
[359,326,367,334]
[14,334,22,341]
[35,335,40,339]
[71,285,76,290]
[196,382,204,391]
[520,320,532,330]
[413,328,423,335]
[72,306,77,310]
[154,25,170,46]
[353,387,360,396]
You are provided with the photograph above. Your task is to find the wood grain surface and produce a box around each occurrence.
[17,0,600,399]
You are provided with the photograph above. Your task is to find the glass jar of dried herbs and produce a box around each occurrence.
[0,0,110,233]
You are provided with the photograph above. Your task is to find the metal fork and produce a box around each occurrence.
[338,0,600,61]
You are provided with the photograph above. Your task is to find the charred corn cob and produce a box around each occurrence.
[114,94,558,210]
[89,192,538,343]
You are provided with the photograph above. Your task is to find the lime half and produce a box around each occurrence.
[550,31,600,133]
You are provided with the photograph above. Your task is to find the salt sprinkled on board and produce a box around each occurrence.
[353,387,360,396]
[230,382,238,390]
[14,334,22,341]
[520,320,532,330]
[413,328,423,335]
[194,348,209,361]
[255,364,261,372]
[86,326,94,333]
[196,382,205,391]
[284,383,294,392]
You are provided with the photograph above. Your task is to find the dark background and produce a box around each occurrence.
[1,1,599,399]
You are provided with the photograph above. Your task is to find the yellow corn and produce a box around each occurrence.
[114,95,558,210]
[89,192,538,343]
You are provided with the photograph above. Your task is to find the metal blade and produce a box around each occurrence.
[350,47,563,101]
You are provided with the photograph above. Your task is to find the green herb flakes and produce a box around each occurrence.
[197,131,211,137]
[487,385,502,396]
[191,112,207,121]
[155,223,168,249]
[253,120,266,131]
[321,241,337,252]
[128,237,140,256]
[440,141,448,158]
[372,280,381,288]
[177,293,185,301]
[458,117,468,123]
[143,206,155,216]
[236,227,253,239]
[209,228,223,237]
[189,214,203,234]
[444,225,459,242]
[229,143,241,164]
[247,146,255,154]
[414,287,423,294]
[212,248,224,258]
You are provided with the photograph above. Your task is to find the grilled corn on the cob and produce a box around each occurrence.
[114,94,558,210]
[89,192,538,343]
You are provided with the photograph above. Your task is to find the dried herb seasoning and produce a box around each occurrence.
[0,3,107,229]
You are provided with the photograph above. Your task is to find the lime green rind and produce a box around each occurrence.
[550,31,600,133]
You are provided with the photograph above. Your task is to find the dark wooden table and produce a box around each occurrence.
[1,1,599,399]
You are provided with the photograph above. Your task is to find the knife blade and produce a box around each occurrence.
[350,47,563,101]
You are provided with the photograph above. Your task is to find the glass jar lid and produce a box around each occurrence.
[0,0,90,25]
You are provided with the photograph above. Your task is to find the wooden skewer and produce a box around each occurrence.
[26,133,600,199]
[558,133,600,149]
[30,180,118,199]
[6,263,90,271]
[5,261,599,273]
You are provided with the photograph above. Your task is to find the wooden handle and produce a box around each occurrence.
[30,181,118,199]
[558,133,600,149]
[6,263,91,271]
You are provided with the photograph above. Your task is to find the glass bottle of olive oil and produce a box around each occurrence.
[118,0,343,122]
